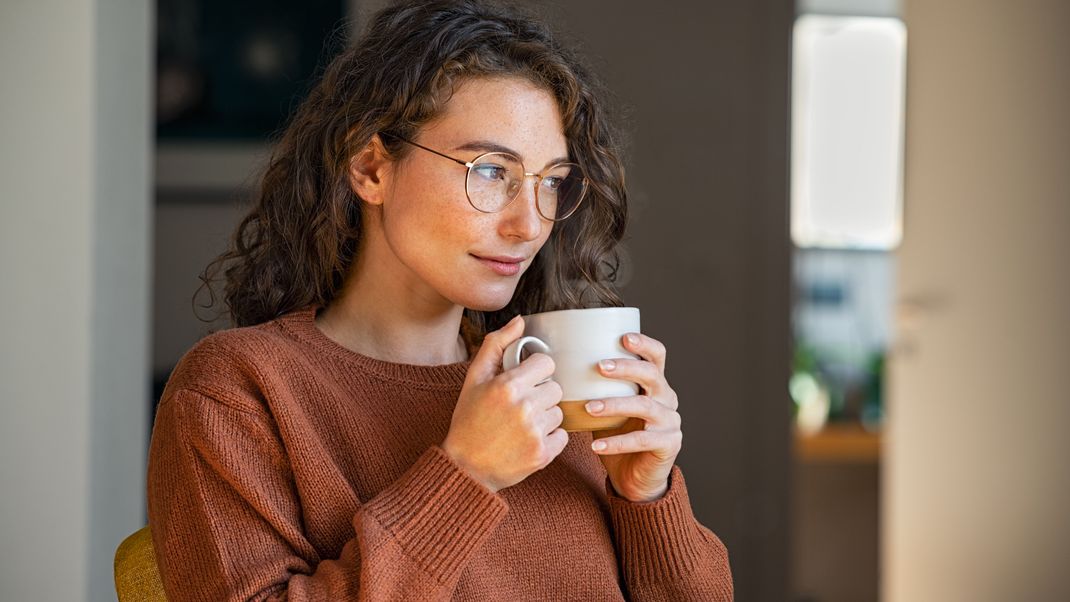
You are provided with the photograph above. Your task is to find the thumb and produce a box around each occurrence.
[466,314,524,384]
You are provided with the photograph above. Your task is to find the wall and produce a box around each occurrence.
[152,194,248,376]
[0,0,151,600]
[538,3,794,599]
[887,0,1070,599]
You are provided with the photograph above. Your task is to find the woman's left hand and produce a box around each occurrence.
[587,332,682,503]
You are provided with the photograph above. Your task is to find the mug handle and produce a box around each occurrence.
[502,336,553,384]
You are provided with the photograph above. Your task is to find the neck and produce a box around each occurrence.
[314,234,469,366]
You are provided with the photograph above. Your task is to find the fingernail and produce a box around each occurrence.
[586,401,604,414]
[592,440,608,451]
[625,333,639,346]
[599,359,616,371]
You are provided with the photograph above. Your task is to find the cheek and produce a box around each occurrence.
[383,184,478,271]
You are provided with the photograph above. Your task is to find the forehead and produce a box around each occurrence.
[418,76,570,164]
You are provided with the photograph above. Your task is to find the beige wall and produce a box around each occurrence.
[0,1,151,600]
[0,2,93,598]
[887,1,1070,600]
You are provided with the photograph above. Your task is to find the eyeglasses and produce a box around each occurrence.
[380,133,590,222]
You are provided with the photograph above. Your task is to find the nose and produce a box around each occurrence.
[499,174,544,241]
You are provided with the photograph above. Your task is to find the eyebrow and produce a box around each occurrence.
[451,140,570,169]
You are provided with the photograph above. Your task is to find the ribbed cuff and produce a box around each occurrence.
[607,465,710,583]
[359,445,510,585]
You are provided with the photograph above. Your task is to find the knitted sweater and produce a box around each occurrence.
[146,305,733,601]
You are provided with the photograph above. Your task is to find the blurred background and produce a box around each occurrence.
[2,0,1068,600]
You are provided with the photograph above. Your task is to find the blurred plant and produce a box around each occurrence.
[790,343,831,434]
[790,341,886,433]
[860,350,884,431]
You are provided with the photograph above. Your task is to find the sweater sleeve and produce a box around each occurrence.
[606,465,734,601]
[147,387,509,601]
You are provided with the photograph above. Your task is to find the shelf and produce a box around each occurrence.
[794,423,881,464]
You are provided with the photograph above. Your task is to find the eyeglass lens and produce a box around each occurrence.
[466,152,587,220]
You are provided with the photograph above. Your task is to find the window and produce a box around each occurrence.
[791,15,907,250]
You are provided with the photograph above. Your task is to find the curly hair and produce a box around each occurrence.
[195,0,630,341]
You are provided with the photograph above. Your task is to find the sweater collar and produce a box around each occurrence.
[276,304,476,389]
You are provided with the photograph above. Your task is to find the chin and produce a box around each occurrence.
[441,259,532,312]
[451,282,518,313]
[459,294,515,313]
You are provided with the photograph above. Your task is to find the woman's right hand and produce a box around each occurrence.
[442,315,568,493]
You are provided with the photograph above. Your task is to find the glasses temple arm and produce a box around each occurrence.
[379,132,470,168]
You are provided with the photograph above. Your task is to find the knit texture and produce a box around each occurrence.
[146,305,733,601]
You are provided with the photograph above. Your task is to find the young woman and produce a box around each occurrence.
[147,1,733,600]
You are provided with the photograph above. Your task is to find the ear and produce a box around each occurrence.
[348,134,393,206]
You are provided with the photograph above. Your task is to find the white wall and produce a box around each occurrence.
[0,1,151,600]
[798,0,900,17]
[886,1,1070,600]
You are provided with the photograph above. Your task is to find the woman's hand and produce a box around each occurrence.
[443,316,569,494]
[586,332,682,503]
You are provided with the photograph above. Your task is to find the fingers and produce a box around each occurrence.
[497,350,563,434]
[585,395,680,430]
[621,332,667,372]
[504,352,557,396]
[545,427,569,460]
[467,315,525,383]
[597,358,678,409]
[587,394,683,458]
[591,427,682,459]
[536,404,565,436]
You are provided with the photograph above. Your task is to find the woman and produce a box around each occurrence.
[147,1,733,600]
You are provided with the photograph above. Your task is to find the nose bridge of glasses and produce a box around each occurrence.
[521,168,564,194]
[497,169,547,221]
[508,171,541,205]
[522,171,543,193]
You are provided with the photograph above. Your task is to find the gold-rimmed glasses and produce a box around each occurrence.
[381,133,590,222]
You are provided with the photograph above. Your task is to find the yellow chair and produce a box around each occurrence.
[114,525,167,601]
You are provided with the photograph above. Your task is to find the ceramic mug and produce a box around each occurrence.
[502,307,641,432]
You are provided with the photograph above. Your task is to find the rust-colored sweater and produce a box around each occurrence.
[147,305,733,601]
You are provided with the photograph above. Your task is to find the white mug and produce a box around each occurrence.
[502,307,640,432]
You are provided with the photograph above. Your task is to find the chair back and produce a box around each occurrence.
[114,525,166,601]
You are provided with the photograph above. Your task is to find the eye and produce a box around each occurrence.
[542,176,565,191]
[472,163,508,182]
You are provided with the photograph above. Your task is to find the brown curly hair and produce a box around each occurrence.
[195,0,630,340]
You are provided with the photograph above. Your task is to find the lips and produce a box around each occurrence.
[472,254,525,264]
[472,254,524,276]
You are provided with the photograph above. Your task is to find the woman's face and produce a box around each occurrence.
[377,76,569,312]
